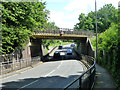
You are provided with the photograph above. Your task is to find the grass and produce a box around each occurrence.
[44,40,73,54]
[49,41,72,47]
[89,36,96,50]
[60,42,72,45]
[48,41,72,50]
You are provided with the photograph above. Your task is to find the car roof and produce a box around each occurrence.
[67,49,72,51]
[59,45,63,46]
[67,49,72,50]
[55,51,60,53]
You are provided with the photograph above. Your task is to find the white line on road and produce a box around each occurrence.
[45,60,63,77]
[18,79,39,89]
[57,61,63,69]
[18,61,63,89]
[44,70,56,77]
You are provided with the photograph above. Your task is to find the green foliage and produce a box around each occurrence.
[42,39,60,50]
[90,36,96,50]
[97,4,118,32]
[97,23,118,50]
[75,5,119,87]
[2,2,49,54]
[44,22,59,30]
[2,2,49,30]
[74,4,118,33]
[41,21,59,48]
[75,13,94,30]
[2,24,32,54]
[92,23,120,88]
[78,3,119,87]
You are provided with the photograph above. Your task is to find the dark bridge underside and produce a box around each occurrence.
[32,34,87,43]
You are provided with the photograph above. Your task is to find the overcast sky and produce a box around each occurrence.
[44,0,119,29]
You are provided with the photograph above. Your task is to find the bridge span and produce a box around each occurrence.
[0,28,95,89]
[32,28,94,40]
[30,28,94,58]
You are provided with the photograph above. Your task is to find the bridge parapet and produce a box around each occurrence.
[33,28,94,37]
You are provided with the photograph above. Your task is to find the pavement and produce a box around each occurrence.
[94,64,116,89]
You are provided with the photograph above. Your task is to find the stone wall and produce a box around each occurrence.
[77,38,95,57]
[87,39,95,57]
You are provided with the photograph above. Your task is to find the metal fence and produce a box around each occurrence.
[0,57,40,75]
[64,55,96,90]
[34,28,94,36]
[0,45,57,75]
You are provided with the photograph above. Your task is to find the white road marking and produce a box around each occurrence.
[45,60,63,77]
[18,61,63,89]
[56,61,63,69]
[18,79,39,89]
[44,70,56,77]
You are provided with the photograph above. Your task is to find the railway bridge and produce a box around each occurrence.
[25,28,96,89]
[1,28,96,89]
[30,28,95,58]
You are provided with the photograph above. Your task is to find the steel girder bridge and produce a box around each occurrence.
[32,28,94,40]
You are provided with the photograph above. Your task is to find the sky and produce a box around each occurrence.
[43,0,119,29]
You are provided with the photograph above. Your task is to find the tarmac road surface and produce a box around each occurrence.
[1,44,86,89]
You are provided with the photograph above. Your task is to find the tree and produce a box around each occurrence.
[42,21,59,49]
[2,2,49,54]
[44,21,59,30]
[74,4,118,33]
[75,4,119,87]
[97,4,118,32]
[74,13,86,30]
[96,23,119,87]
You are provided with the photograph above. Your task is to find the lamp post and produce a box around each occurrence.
[95,0,98,61]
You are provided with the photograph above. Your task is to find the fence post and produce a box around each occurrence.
[79,77,82,90]
[19,59,21,69]
[89,68,92,89]
[0,63,2,75]
[12,61,13,71]
[26,59,27,67]
[30,58,32,66]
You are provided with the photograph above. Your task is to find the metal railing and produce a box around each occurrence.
[34,28,94,36]
[64,55,96,90]
[0,57,40,75]
[0,46,57,75]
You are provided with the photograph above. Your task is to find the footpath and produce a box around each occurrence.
[94,64,116,89]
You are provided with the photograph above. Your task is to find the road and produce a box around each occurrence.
[1,44,86,89]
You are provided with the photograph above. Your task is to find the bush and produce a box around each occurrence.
[92,23,120,88]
